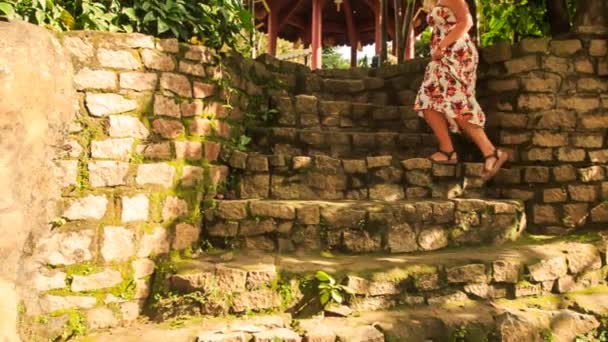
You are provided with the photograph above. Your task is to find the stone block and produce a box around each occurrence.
[74,68,116,90]
[216,201,248,220]
[136,163,176,188]
[591,203,608,222]
[295,95,318,114]
[297,205,320,225]
[517,94,555,111]
[239,174,270,198]
[524,166,550,183]
[55,160,78,187]
[558,96,600,113]
[35,230,94,266]
[137,227,170,257]
[369,184,404,201]
[550,39,582,56]
[204,141,221,161]
[178,61,206,77]
[160,73,191,97]
[528,256,568,282]
[108,115,150,139]
[133,258,155,279]
[482,42,513,63]
[343,230,382,253]
[247,155,269,172]
[189,118,212,136]
[72,269,122,292]
[505,55,538,74]
[231,288,280,313]
[152,119,185,139]
[568,185,597,202]
[63,195,108,220]
[579,166,605,182]
[543,188,567,203]
[88,161,129,187]
[250,201,295,219]
[207,222,239,237]
[418,226,448,251]
[447,264,487,283]
[492,260,521,283]
[86,307,119,330]
[193,82,217,98]
[174,141,202,160]
[162,196,188,221]
[39,295,97,313]
[120,72,157,91]
[181,99,204,117]
[240,219,276,236]
[33,269,67,292]
[91,138,134,160]
[122,194,149,223]
[557,147,586,162]
[97,49,140,69]
[173,223,200,249]
[581,113,608,130]
[102,226,135,262]
[519,37,549,53]
[387,223,417,253]
[86,93,137,117]
[521,72,561,93]
[575,58,594,73]
[590,150,608,163]
[153,95,180,118]
[140,142,172,160]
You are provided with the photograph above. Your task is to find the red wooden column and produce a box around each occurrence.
[311,0,324,69]
[344,0,358,67]
[405,26,415,59]
[267,1,278,56]
[374,1,381,55]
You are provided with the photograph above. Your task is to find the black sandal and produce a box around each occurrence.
[429,150,458,164]
[482,149,510,181]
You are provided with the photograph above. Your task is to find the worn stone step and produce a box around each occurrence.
[203,198,525,254]
[271,96,424,131]
[76,285,608,341]
[225,152,494,201]
[156,234,607,323]
[248,127,437,159]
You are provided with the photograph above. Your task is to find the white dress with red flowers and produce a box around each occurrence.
[414,5,485,133]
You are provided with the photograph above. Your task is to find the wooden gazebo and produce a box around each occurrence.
[254,0,424,69]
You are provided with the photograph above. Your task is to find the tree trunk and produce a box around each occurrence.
[465,0,478,46]
[573,0,608,35]
[547,0,571,36]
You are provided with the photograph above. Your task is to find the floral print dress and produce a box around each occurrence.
[414,5,485,133]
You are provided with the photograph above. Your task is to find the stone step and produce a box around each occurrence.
[154,235,607,324]
[76,285,608,341]
[271,96,421,130]
[224,152,494,201]
[203,198,525,254]
[248,127,437,159]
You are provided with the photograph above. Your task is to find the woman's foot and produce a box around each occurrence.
[429,150,458,164]
[482,149,510,181]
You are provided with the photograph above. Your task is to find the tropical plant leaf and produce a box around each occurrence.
[0,2,15,17]
[315,271,331,282]
[330,290,343,304]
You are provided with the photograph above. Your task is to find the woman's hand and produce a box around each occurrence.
[431,47,444,60]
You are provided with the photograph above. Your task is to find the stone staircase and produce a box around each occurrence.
[140,64,608,340]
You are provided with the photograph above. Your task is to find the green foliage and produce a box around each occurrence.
[322,47,350,70]
[479,0,550,46]
[576,318,608,342]
[314,271,354,308]
[0,0,253,52]
[415,27,432,58]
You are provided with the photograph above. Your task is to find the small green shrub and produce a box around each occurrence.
[315,271,354,308]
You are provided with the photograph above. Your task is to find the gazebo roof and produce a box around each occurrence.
[255,0,421,47]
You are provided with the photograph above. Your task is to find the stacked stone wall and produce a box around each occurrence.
[255,37,608,235]
[19,30,275,337]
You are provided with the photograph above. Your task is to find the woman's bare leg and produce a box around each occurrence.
[423,109,457,161]
[455,114,508,175]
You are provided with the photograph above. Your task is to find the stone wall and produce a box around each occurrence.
[253,37,608,235]
[0,21,76,341]
[16,30,271,339]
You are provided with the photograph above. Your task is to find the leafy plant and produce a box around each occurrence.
[315,271,354,308]
[0,0,254,53]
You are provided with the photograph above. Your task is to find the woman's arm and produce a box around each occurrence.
[437,0,473,50]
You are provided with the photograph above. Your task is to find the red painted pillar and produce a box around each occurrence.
[268,5,278,56]
[405,26,415,59]
[374,1,381,55]
[351,46,358,67]
[311,0,323,69]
